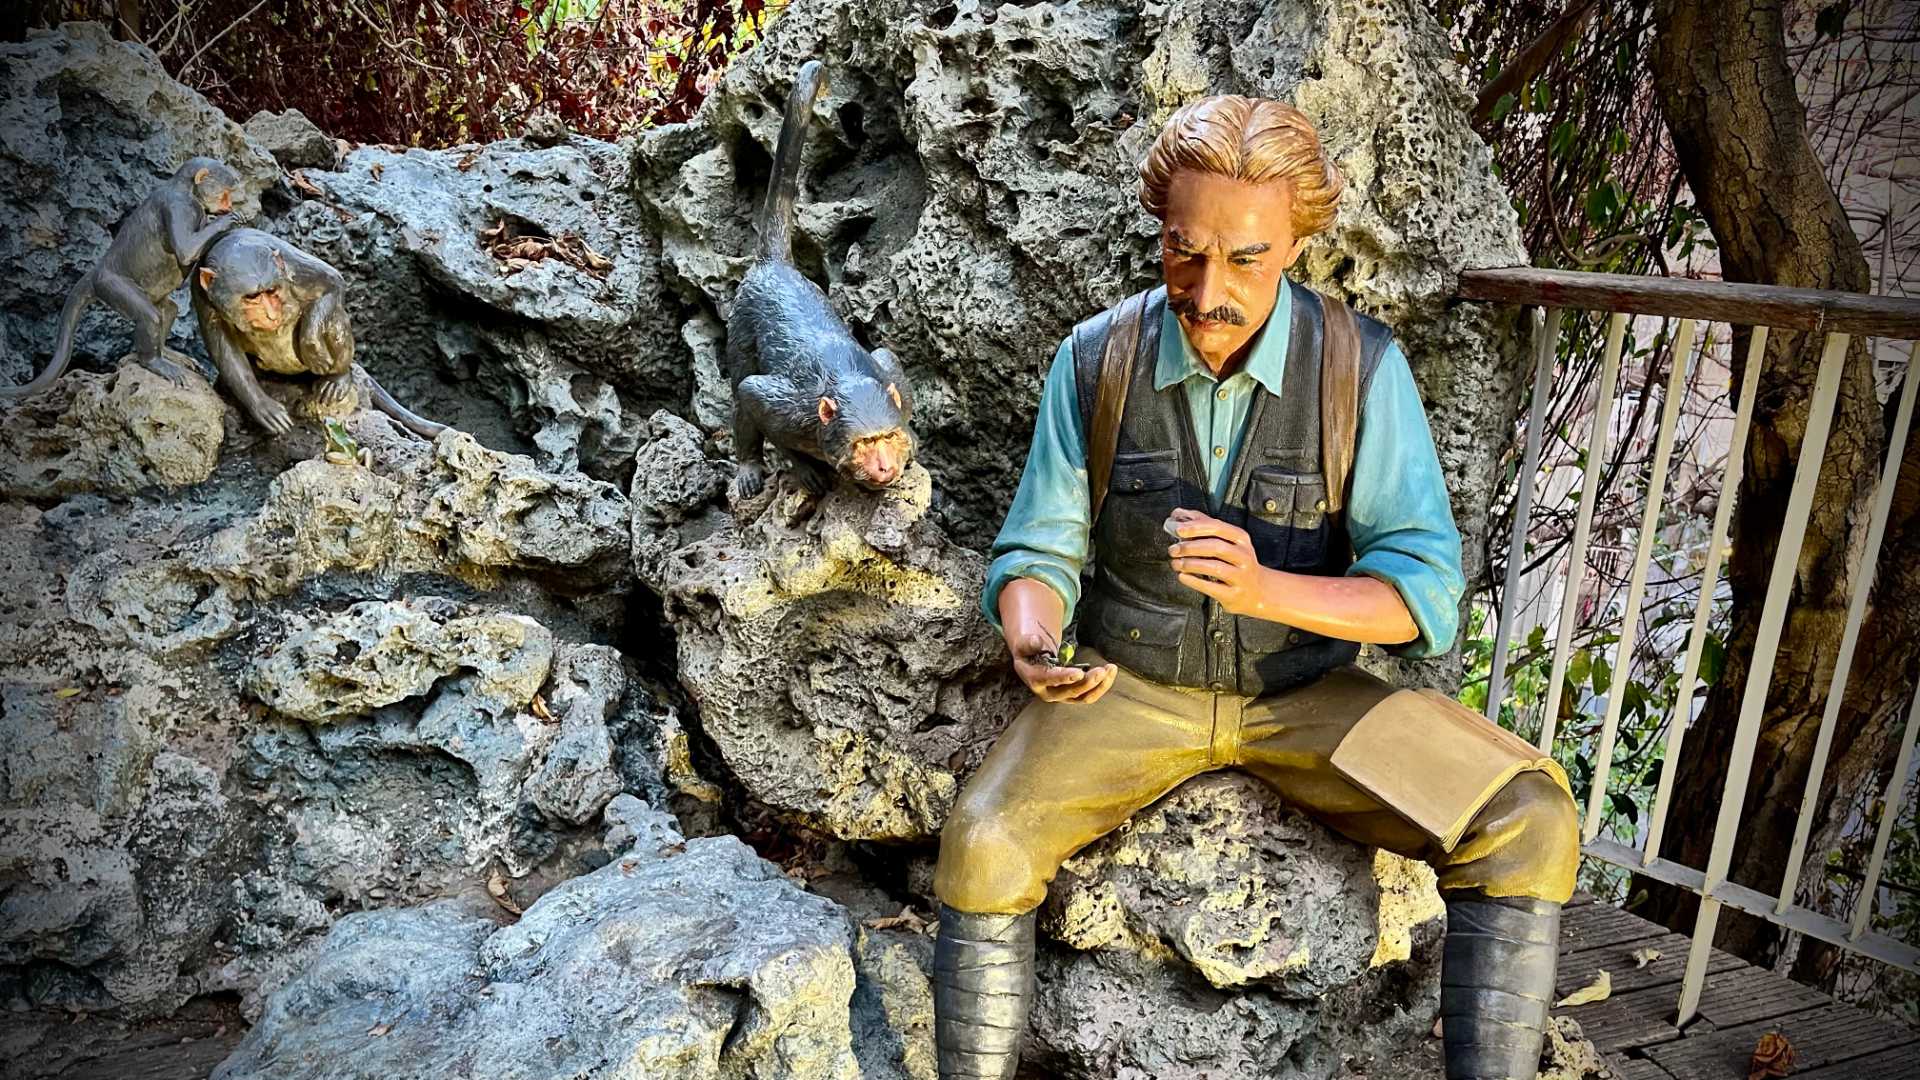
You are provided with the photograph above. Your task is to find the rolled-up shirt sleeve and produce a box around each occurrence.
[1344,339,1466,657]
[981,337,1092,633]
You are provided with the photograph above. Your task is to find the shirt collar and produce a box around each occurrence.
[1153,276,1292,394]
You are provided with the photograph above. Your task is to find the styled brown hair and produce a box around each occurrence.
[1138,95,1344,237]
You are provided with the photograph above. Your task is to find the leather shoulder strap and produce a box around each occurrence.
[1318,290,1361,514]
[1086,290,1148,525]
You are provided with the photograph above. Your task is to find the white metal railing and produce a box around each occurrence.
[1460,267,1920,1025]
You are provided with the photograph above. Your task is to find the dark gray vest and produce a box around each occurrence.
[1071,284,1394,697]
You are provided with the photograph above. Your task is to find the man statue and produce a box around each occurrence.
[931,95,1580,1080]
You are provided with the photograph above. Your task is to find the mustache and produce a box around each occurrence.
[1171,297,1247,326]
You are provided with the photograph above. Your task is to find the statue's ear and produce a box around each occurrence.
[817,396,839,426]
[886,382,902,410]
[271,249,289,277]
[193,167,210,185]
[197,267,217,290]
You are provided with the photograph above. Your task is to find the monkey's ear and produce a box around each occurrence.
[817,396,839,426]
[193,167,209,185]
[197,267,217,289]
[886,382,902,410]
[272,250,289,277]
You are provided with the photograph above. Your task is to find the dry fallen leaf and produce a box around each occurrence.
[486,867,523,916]
[369,162,385,182]
[456,150,481,171]
[366,1022,391,1037]
[290,170,324,198]
[1555,970,1612,1007]
[1631,947,1663,969]
[54,687,83,699]
[530,694,553,721]
[1748,1031,1795,1080]
[864,907,930,934]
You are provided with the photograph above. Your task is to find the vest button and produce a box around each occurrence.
[1286,630,1302,645]
[1263,498,1278,513]
[1211,628,1226,643]
[1131,479,1144,490]
[1128,627,1141,640]
[1209,680,1226,691]
[1212,445,1226,459]
[1314,497,1328,512]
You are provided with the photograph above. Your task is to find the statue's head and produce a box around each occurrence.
[1139,96,1343,371]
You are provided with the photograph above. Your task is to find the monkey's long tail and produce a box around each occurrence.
[360,365,448,440]
[758,59,829,266]
[1,275,94,400]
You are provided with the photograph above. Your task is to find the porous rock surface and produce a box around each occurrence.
[213,802,916,1080]
[632,411,1026,842]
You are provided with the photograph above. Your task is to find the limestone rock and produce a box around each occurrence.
[0,366,226,499]
[245,598,554,725]
[243,109,338,170]
[214,816,875,1080]
[266,136,687,476]
[1046,773,1443,997]
[636,428,1025,841]
[0,23,278,390]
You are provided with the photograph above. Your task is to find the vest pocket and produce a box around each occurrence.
[1101,450,1180,562]
[1238,615,1315,654]
[1091,590,1188,648]
[1245,468,1331,568]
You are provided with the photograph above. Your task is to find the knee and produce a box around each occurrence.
[1496,771,1580,899]
[933,797,1049,915]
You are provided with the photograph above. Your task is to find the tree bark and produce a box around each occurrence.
[1638,0,1917,968]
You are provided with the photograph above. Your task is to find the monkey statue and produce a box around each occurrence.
[192,228,445,439]
[2,157,242,398]
[727,59,916,500]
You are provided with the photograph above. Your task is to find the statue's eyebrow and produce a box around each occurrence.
[1166,229,1200,251]
[1232,242,1272,257]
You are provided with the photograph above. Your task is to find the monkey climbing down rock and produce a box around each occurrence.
[727,58,917,502]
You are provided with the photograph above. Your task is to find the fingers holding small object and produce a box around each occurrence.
[1059,663,1117,704]
[1168,537,1248,566]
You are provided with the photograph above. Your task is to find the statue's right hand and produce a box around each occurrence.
[1009,632,1118,705]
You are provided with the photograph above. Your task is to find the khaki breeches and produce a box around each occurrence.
[933,651,1579,915]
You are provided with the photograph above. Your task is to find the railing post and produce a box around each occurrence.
[1538,312,1629,753]
[1488,307,1561,721]
[1779,341,1919,911]
[1584,320,1697,844]
[1678,331,1851,1026]
[1645,326,1768,866]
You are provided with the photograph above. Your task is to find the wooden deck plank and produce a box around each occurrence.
[1644,1001,1919,1079]
[1602,1051,1676,1079]
[1560,902,1669,955]
[1688,966,1831,1030]
[1554,984,1698,1054]
[1556,931,1747,998]
[1788,1041,1920,1078]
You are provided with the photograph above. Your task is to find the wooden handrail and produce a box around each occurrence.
[1455,266,1920,338]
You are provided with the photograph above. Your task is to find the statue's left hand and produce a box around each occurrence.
[1167,508,1273,618]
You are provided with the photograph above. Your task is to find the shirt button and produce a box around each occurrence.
[1213,446,1226,459]
[1216,389,1229,400]
[1263,498,1278,512]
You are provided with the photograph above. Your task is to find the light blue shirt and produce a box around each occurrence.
[982,277,1466,658]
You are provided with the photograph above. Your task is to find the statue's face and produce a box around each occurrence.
[1159,169,1309,372]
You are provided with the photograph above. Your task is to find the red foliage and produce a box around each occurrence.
[59,0,783,147]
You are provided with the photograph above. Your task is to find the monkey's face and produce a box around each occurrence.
[191,164,241,215]
[242,288,287,332]
[817,381,913,489]
[848,430,911,488]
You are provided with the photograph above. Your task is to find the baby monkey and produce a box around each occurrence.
[728,59,915,499]
[3,157,241,398]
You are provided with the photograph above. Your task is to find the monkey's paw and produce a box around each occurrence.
[315,373,356,407]
[791,459,834,498]
[249,397,296,436]
[733,462,767,500]
[142,352,194,388]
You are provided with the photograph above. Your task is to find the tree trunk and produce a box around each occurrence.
[1638,0,1917,967]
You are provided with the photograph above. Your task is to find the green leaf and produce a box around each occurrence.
[1549,121,1577,160]
[1491,92,1517,125]
[1591,655,1613,696]
[1700,633,1727,685]
[1610,789,1639,825]
[1531,80,1551,112]
[1568,649,1591,687]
